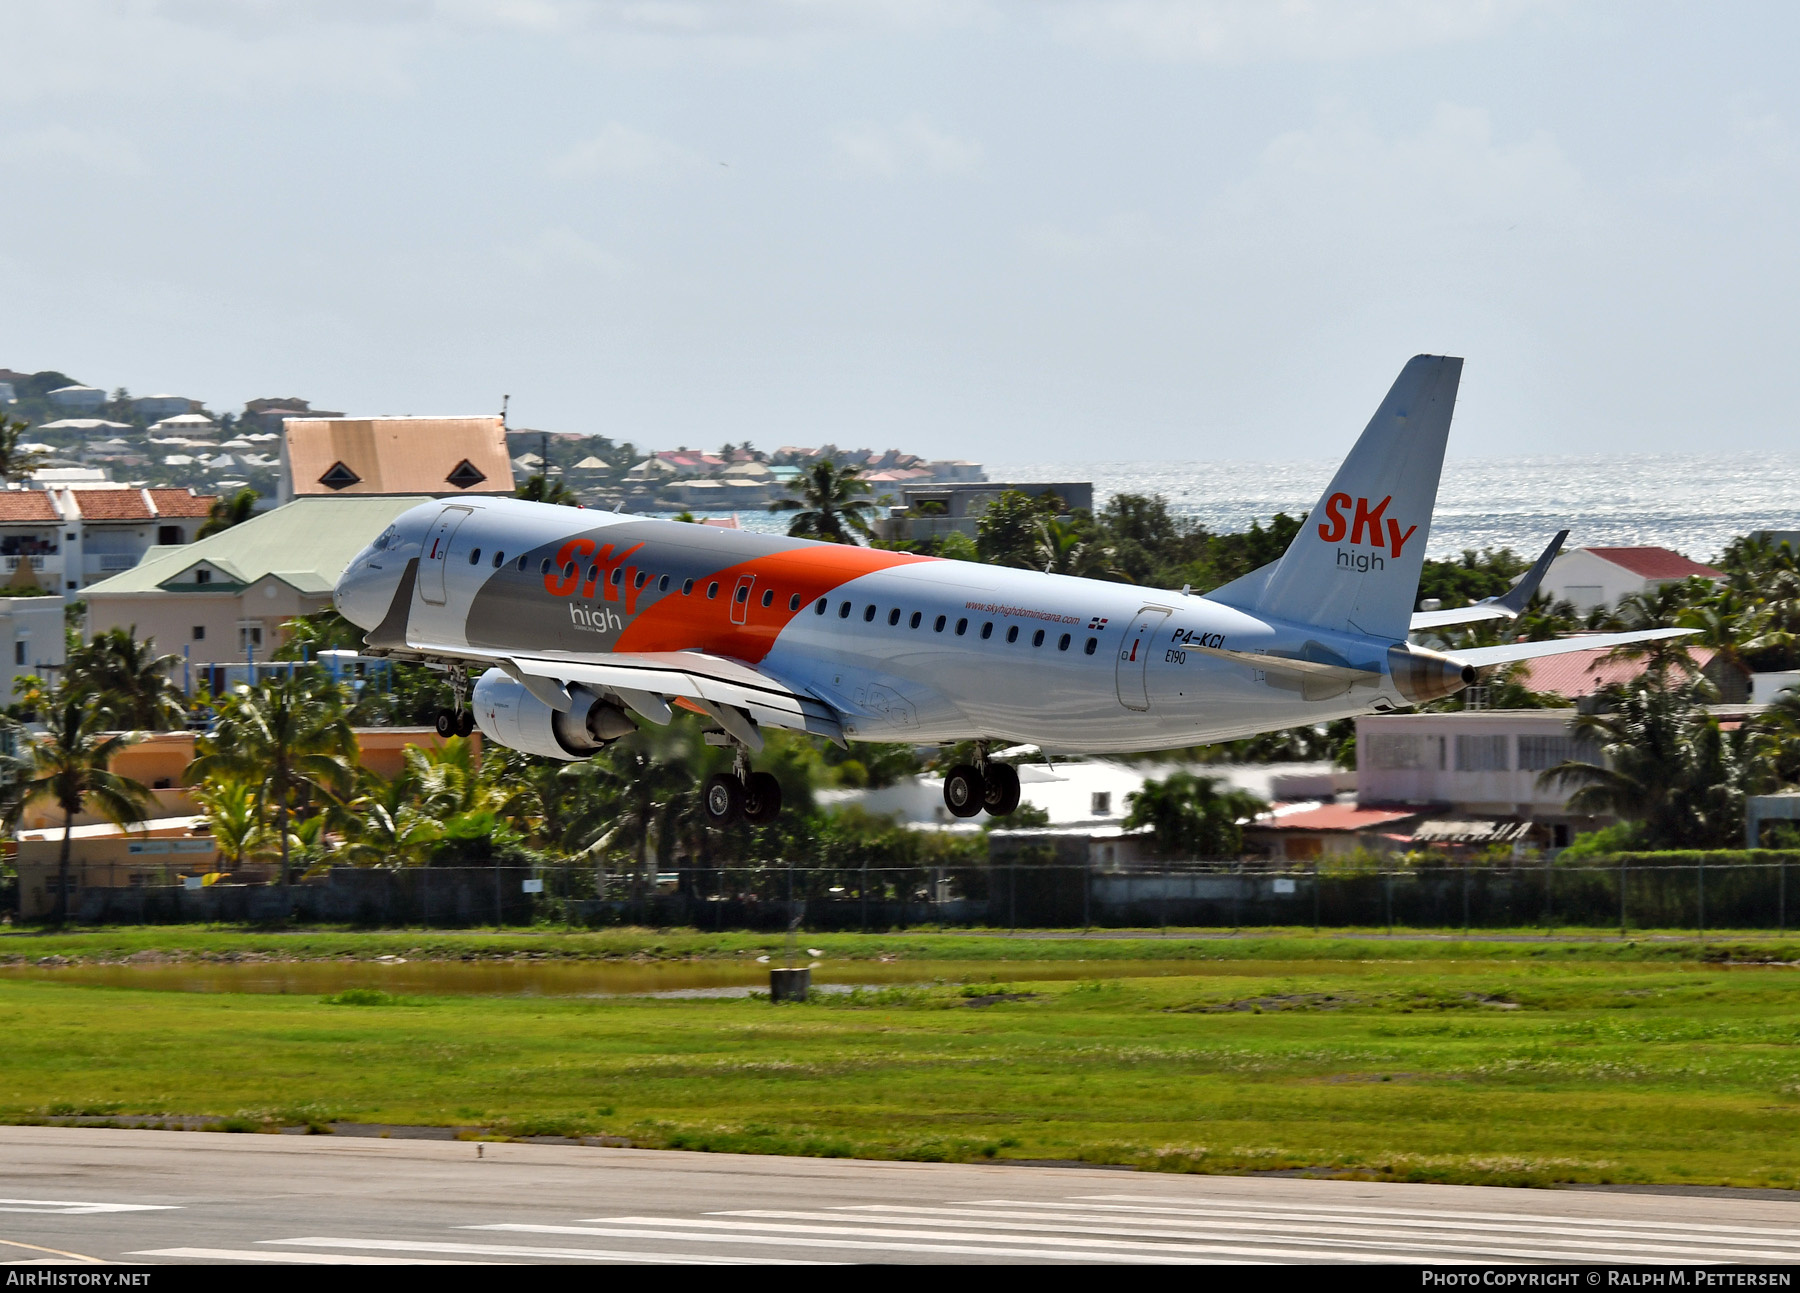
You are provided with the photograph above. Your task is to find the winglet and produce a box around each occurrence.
[1492,528,1569,615]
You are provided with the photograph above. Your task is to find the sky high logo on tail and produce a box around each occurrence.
[1315,492,1419,574]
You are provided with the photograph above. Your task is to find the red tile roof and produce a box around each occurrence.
[69,489,216,521]
[1255,804,1423,833]
[145,488,215,518]
[0,493,59,523]
[1516,644,1717,699]
[1583,546,1723,580]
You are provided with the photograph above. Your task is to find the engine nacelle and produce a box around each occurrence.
[470,667,637,761]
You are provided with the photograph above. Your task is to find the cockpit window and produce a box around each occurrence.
[370,526,399,552]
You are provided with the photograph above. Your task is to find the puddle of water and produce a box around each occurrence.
[0,958,1383,997]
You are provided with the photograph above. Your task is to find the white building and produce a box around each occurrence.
[0,487,215,599]
[150,413,218,437]
[46,385,107,411]
[131,394,197,419]
[1541,546,1724,614]
[0,594,67,698]
[1356,710,1608,849]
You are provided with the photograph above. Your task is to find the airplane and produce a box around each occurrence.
[332,355,1689,826]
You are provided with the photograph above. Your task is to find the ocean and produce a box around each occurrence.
[705,454,1800,565]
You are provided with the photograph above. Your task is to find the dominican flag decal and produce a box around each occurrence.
[1087,616,1109,630]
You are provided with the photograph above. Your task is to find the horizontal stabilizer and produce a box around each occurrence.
[1450,627,1694,670]
[1409,529,1569,631]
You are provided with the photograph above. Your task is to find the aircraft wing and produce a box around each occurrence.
[1448,627,1695,670]
[1409,529,1568,631]
[411,642,845,750]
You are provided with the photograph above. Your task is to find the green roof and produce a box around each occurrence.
[83,495,433,597]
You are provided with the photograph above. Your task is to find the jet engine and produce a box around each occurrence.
[470,667,638,761]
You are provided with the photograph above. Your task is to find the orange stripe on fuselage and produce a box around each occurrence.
[613,542,935,662]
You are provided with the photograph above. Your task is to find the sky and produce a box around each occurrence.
[2,1,1797,464]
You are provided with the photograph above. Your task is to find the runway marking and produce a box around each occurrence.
[0,1198,178,1215]
[0,1238,106,1264]
[1065,1194,1800,1238]
[263,1238,816,1265]
[477,1222,1229,1263]
[730,1202,1800,1267]
[134,1248,482,1265]
[833,1204,1800,1262]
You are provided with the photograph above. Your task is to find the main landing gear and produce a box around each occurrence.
[943,745,1021,819]
[434,664,475,738]
[702,746,783,827]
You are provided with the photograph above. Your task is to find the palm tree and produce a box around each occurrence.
[186,671,357,887]
[1538,665,1749,848]
[16,694,154,925]
[189,777,267,871]
[63,627,186,729]
[1124,772,1266,859]
[197,487,259,539]
[769,460,877,544]
[0,413,48,484]
[516,474,579,506]
[343,769,444,867]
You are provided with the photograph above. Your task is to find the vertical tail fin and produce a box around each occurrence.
[1213,355,1462,641]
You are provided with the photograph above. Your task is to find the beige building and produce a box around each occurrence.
[81,494,429,665]
[278,416,515,505]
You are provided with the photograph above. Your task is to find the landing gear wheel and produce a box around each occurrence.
[943,764,986,819]
[456,710,476,738]
[982,762,1021,816]
[703,773,744,825]
[742,771,783,825]
[434,708,456,738]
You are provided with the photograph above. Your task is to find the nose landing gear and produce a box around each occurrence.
[943,744,1021,819]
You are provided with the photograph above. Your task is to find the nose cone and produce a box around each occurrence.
[334,554,393,631]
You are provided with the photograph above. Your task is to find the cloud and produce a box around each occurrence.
[831,115,983,178]
[549,123,705,179]
[0,125,144,175]
[503,226,629,275]
[1045,0,1553,64]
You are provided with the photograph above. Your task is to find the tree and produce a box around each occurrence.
[1538,664,1752,849]
[976,490,1060,568]
[0,412,48,484]
[342,769,442,868]
[15,694,154,924]
[186,671,357,887]
[770,460,876,544]
[1124,772,1266,859]
[516,474,579,506]
[198,487,259,538]
[189,777,267,871]
[63,627,186,729]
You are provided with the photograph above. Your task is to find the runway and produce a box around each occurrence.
[2,1126,1797,1265]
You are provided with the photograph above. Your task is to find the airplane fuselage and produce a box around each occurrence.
[336,495,1418,753]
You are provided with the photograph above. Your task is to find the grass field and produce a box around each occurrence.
[5,926,1800,1190]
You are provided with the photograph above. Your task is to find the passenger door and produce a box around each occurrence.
[1115,606,1171,712]
[420,506,472,606]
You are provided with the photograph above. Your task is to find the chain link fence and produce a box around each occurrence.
[42,858,1800,931]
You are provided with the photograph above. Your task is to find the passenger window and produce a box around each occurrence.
[469,548,481,564]
[980,622,993,640]
[863,605,876,622]
[659,575,671,592]
[612,568,624,585]
[956,618,968,636]
[839,601,852,618]
[587,564,599,584]
[1085,636,1098,655]
[910,611,922,629]
[635,570,648,588]
[541,558,552,575]
[683,578,694,595]
[708,582,720,599]
[518,555,529,571]
[1058,633,1071,651]
[735,584,749,603]
[1032,629,1045,647]
[888,608,901,626]
[1006,626,1019,644]
[790,594,802,611]
[816,598,828,615]
[762,589,774,608]
[493,551,505,568]
[934,615,946,632]
[564,562,577,579]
